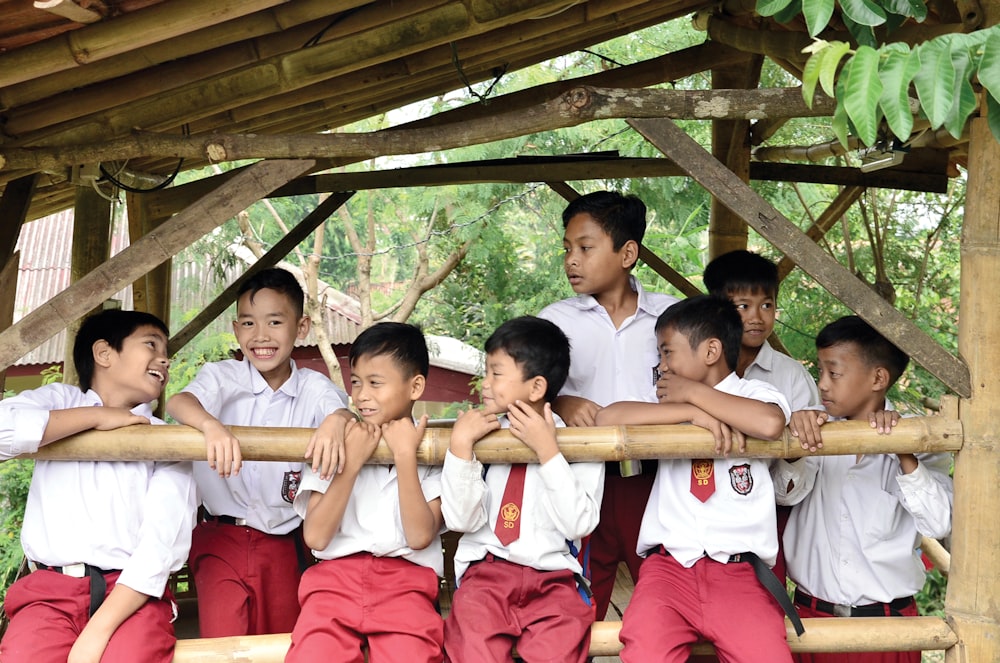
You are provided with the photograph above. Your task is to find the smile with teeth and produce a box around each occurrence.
[147,369,166,383]
[252,348,277,359]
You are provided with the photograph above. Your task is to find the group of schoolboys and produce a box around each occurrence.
[0,190,952,663]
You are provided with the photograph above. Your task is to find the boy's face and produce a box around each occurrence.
[350,353,424,425]
[562,212,632,296]
[816,342,884,419]
[233,287,310,389]
[102,324,170,407]
[656,326,710,384]
[481,349,538,416]
[728,288,776,351]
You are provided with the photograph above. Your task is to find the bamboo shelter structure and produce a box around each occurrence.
[1,0,999,661]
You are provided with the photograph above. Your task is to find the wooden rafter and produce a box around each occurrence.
[0,174,38,260]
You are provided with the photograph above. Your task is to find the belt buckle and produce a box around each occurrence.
[833,603,853,618]
[62,563,87,578]
[234,517,248,527]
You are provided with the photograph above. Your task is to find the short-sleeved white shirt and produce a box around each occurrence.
[744,340,820,412]
[0,383,198,598]
[183,359,349,535]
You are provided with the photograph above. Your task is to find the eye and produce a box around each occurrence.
[735,303,748,311]
[762,302,774,310]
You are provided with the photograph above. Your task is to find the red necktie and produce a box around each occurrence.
[494,464,527,545]
[690,459,715,502]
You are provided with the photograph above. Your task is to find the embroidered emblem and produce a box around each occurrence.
[729,463,753,495]
[499,501,521,526]
[692,459,714,483]
[281,470,301,504]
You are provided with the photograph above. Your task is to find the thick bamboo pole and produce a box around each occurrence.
[171,616,957,661]
[21,417,962,464]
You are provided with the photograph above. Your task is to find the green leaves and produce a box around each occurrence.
[843,46,884,146]
[878,45,919,139]
[802,0,835,37]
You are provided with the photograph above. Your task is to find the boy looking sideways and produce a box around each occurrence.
[773,316,953,663]
[166,267,352,637]
[538,190,678,619]
[442,316,604,663]
[0,309,197,663]
[286,322,445,663]
[596,295,795,663]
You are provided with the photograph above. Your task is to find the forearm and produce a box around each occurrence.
[164,393,219,431]
[595,401,699,426]
[685,385,785,439]
[39,408,106,445]
[75,584,149,654]
[396,457,439,550]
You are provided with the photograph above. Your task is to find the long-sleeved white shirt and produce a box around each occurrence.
[1,383,198,598]
[744,340,820,412]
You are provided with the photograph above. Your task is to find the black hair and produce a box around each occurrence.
[74,309,169,392]
[484,316,571,403]
[816,316,910,387]
[562,190,647,253]
[703,250,779,299]
[349,322,429,378]
[654,295,742,372]
[237,267,304,318]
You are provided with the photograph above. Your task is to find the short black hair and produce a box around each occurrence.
[703,250,779,299]
[74,309,169,392]
[484,316,571,403]
[655,295,742,372]
[562,190,647,252]
[349,322,429,378]
[237,267,304,318]
[816,316,910,387]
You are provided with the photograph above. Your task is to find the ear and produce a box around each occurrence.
[872,366,891,391]
[702,338,725,367]
[527,375,548,403]
[297,315,312,340]
[92,340,114,368]
[409,374,426,401]
[620,239,640,270]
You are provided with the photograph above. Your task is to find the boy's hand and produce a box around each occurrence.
[342,419,380,474]
[305,411,352,480]
[507,401,559,464]
[656,372,699,405]
[93,408,151,431]
[870,410,900,435]
[552,395,601,427]
[450,408,501,460]
[67,626,110,663]
[790,409,829,452]
[689,409,745,455]
[203,419,242,478]
[382,414,428,462]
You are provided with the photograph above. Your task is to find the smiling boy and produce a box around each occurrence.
[286,321,445,663]
[442,316,604,663]
[166,267,352,637]
[0,309,197,663]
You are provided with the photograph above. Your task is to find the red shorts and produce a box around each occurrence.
[444,555,593,663]
[793,594,919,663]
[620,552,791,663]
[286,553,443,663]
[188,519,302,637]
[0,568,175,663]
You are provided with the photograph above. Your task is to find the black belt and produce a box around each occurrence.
[645,546,805,637]
[31,562,113,618]
[794,588,914,617]
[203,513,248,526]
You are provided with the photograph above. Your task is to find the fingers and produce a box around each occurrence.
[734,428,748,454]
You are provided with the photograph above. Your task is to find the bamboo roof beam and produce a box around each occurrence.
[776,185,865,281]
[33,0,104,25]
[21,417,962,464]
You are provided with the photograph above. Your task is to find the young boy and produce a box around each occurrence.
[538,190,678,619]
[0,309,197,663]
[166,267,352,637]
[442,316,604,663]
[285,321,445,663]
[773,316,953,663]
[595,295,794,663]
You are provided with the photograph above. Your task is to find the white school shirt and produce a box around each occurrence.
[184,359,349,535]
[773,407,953,605]
[538,277,679,406]
[441,413,605,582]
[744,340,821,412]
[294,452,445,575]
[635,373,791,568]
[0,383,198,599]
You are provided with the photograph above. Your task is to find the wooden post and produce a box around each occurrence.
[0,253,18,394]
[947,97,1000,660]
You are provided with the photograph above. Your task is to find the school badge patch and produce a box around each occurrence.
[281,470,301,503]
[500,501,521,525]
[728,463,753,495]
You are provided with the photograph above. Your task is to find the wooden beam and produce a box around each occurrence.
[169,191,354,355]
[0,174,39,261]
[0,159,316,371]
[750,162,950,193]
[0,253,18,394]
[629,117,972,397]
[25,416,962,464]
[776,186,865,281]
[33,0,104,24]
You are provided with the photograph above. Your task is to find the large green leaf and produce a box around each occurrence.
[756,0,795,17]
[913,37,957,129]
[881,0,927,21]
[773,0,804,23]
[978,29,1000,103]
[802,0,836,37]
[843,15,878,48]
[833,76,852,148]
[987,94,1000,144]
[943,45,976,140]
[840,0,887,27]
[819,41,852,98]
[878,45,918,140]
[802,49,823,107]
[843,46,884,146]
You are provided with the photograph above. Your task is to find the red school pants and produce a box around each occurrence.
[0,569,175,663]
[188,519,302,637]
[619,552,792,663]
[444,554,594,663]
[286,553,443,663]
[793,598,919,663]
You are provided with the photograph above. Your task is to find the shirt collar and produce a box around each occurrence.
[747,340,776,373]
[246,358,300,396]
[566,275,650,314]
